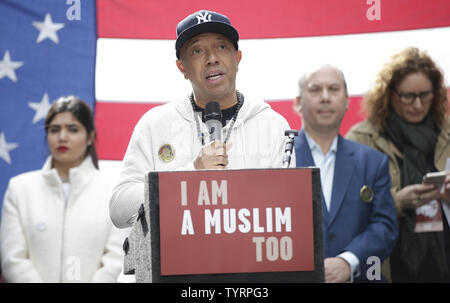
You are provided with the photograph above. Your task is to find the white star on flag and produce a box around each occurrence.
[28,93,52,124]
[0,132,19,165]
[0,50,24,83]
[32,13,65,44]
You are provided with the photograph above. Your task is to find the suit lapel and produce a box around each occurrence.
[328,136,356,227]
[295,130,329,225]
[295,130,315,167]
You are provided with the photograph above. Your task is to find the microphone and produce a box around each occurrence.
[283,130,298,168]
[205,101,222,142]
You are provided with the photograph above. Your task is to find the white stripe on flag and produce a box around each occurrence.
[96,26,450,103]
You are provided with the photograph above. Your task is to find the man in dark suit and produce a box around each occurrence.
[293,64,398,282]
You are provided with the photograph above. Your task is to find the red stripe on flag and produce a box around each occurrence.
[339,96,366,135]
[95,102,164,160]
[96,0,450,39]
[267,96,365,136]
[95,97,365,160]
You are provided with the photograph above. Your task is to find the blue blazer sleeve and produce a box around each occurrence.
[342,153,398,275]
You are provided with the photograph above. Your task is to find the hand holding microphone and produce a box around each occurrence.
[194,140,232,169]
[194,101,232,169]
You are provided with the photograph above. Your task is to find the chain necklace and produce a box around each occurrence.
[189,91,244,146]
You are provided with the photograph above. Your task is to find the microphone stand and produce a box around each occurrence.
[282,130,298,168]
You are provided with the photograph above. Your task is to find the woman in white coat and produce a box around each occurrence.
[0,96,124,282]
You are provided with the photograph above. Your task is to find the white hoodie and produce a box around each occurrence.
[110,96,294,228]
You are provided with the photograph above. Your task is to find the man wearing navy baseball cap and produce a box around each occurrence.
[110,10,293,240]
[175,10,239,59]
[174,10,243,130]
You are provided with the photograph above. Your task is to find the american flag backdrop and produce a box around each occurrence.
[1,0,450,214]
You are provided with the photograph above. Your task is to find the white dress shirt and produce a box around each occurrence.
[304,132,337,211]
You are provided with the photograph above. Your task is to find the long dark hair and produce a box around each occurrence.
[44,96,99,169]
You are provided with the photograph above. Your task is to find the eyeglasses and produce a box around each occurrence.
[394,90,434,105]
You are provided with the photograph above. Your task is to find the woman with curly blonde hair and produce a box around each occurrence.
[346,47,450,282]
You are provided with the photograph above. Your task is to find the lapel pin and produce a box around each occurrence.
[360,185,374,203]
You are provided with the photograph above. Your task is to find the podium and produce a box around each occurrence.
[123,168,324,282]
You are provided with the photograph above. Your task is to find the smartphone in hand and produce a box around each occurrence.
[422,171,447,188]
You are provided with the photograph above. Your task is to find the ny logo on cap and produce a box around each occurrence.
[196,11,212,24]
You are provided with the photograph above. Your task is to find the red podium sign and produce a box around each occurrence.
[157,169,315,276]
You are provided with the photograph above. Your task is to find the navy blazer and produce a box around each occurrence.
[295,130,398,281]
